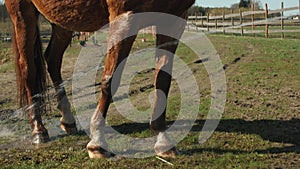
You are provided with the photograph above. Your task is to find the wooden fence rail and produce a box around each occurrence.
[187,2,300,38]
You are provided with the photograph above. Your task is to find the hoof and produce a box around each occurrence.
[60,120,78,135]
[155,147,178,158]
[87,146,113,159]
[87,142,113,158]
[32,131,50,144]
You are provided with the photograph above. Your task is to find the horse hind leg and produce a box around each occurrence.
[6,0,49,143]
[44,24,77,134]
[151,14,187,158]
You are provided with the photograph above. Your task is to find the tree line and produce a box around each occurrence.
[0,3,9,22]
[188,0,262,16]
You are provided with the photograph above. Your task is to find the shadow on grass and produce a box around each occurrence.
[2,118,299,155]
[110,118,300,154]
[181,145,300,156]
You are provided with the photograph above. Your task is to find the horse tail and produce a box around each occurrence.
[33,26,47,111]
[12,26,47,110]
[12,28,26,107]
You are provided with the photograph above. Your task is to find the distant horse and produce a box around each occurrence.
[5,0,195,158]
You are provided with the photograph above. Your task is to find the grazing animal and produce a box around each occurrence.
[5,0,195,158]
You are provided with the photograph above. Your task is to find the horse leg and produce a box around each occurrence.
[150,17,186,158]
[44,24,77,134]
[6,0,49,143]
[87,12,138,158]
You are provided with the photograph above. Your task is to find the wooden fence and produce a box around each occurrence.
[187,2,300,38]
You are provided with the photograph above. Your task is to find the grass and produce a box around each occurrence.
[0,41,14,73]
[227,25,300,39]
[0,33,300,168]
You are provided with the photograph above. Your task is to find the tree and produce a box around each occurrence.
[0,2,9,22]
[188,5,207,16]
[239,0,251,8]
[231,0,262,9]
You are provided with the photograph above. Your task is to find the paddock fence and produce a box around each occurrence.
[187,2,300,38]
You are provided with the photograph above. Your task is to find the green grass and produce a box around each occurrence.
[0,42,14,73]
[0,61,14,73]
[1,33,300,168]
[233,25,300,39]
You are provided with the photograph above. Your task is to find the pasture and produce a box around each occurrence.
[0,33,299,168]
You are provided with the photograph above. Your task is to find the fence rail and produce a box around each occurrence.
[187,2,300,38]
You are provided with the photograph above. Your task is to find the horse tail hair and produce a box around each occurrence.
[12,28,26,107]
[12,26,47,111]
[33,26,47,112]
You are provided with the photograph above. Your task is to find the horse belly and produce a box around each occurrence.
[32,0,109,32]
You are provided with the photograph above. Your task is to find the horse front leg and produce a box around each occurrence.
[44,24,77,134]
[87,11,138,158]
[151,19,186,158]
[6,0,49,143]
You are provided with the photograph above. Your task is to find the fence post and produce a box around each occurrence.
[201,13,204,27]
[265,3,269,38]
[231,9,234,26]
[195,12,198,31]
[223,11,226,34]
[281,2,285,38]
[207,13,210,32]
[252,3,255,37]
[240,9,244,36]
[152,26,156,38]
[215,13,218,30]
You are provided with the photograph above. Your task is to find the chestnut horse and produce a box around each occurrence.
[5,0,195,158]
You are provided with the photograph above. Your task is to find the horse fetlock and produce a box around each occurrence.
[57,97,75,124]
[31,130,50,144]
[89,131,107,149]
[60,118,78,135]
[57,96,71,111]
[89,121,107,146]
[56,90,76,130]
[155,132,174,149]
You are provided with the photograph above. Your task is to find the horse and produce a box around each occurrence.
[5,0,195,158]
